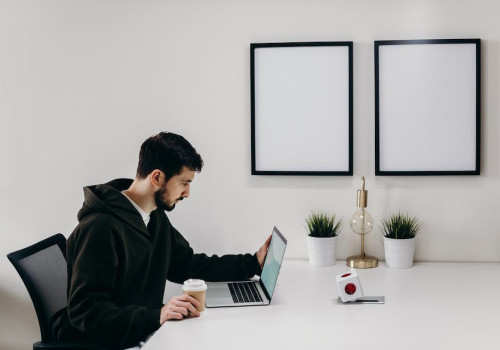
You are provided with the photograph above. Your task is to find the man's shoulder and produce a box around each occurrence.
[69,212,123,244]
[78,211,121,229]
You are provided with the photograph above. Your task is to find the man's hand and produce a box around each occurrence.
[160,295,201,324]
[256,235,272,269]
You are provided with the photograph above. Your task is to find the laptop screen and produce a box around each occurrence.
[260,227,287,299]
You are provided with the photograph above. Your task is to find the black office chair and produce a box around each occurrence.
[7,234,107,350]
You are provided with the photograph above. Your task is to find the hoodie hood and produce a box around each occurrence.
[77,178,149,236]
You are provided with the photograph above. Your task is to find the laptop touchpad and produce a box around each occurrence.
[207,283,232,299]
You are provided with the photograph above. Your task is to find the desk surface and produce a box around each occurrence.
[143,260,500,350]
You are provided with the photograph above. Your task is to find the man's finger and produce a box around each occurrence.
[260,235,272,253]
[265,234,272,247]
[182,295,201,308]
[172,306,188,316]
[168,310,184,320]
[179,301,199,314]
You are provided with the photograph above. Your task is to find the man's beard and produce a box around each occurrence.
[154,187,183,212]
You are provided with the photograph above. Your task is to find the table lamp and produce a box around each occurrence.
[346,176,378,268]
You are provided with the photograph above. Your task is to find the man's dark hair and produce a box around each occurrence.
[136,132,203,180]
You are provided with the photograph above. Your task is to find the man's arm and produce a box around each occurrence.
[166,225,271,283]
[158,229,271,323]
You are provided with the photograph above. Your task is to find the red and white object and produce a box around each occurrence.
[336,270,364,302]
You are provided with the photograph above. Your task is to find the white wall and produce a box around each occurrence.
[1,0,499,348]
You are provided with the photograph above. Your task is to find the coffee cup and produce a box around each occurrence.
[182,279,207,312]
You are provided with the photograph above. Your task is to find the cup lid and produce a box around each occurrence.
[182,279,207,291]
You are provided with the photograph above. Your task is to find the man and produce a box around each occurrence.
[58,132,271,349]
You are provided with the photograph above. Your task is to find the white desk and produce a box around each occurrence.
[144,260,500,350]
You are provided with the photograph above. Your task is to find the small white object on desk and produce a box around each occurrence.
[336,270,385,304]
[336,270,364,302]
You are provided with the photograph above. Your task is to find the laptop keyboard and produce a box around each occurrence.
[228,282,263,303]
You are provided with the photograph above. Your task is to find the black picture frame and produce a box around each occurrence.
[251,41,353,176]
[375,38,481,176]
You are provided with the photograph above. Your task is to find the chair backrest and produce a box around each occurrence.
[7,234,68,342]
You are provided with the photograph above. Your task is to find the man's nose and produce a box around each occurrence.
[182,185,190,198]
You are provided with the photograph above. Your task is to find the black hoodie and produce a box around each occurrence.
[58,179,261,349]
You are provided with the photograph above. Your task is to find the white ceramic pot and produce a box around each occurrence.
[383,237,416,269]
[307,236,337,267]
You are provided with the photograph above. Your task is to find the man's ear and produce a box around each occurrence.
[149,169,164,188]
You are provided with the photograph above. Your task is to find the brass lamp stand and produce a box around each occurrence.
[346,177,378,269]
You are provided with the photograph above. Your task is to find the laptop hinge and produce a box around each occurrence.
[259,279,271,302]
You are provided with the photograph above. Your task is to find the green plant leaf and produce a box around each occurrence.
[306,211,343,238]
[380,211,421,239]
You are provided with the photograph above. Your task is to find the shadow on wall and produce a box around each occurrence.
[0,287,39,350]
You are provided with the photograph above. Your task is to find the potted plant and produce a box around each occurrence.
[380,212,422,268]
[306,211,343,267]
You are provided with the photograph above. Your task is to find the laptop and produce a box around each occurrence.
[205,226,287,308]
